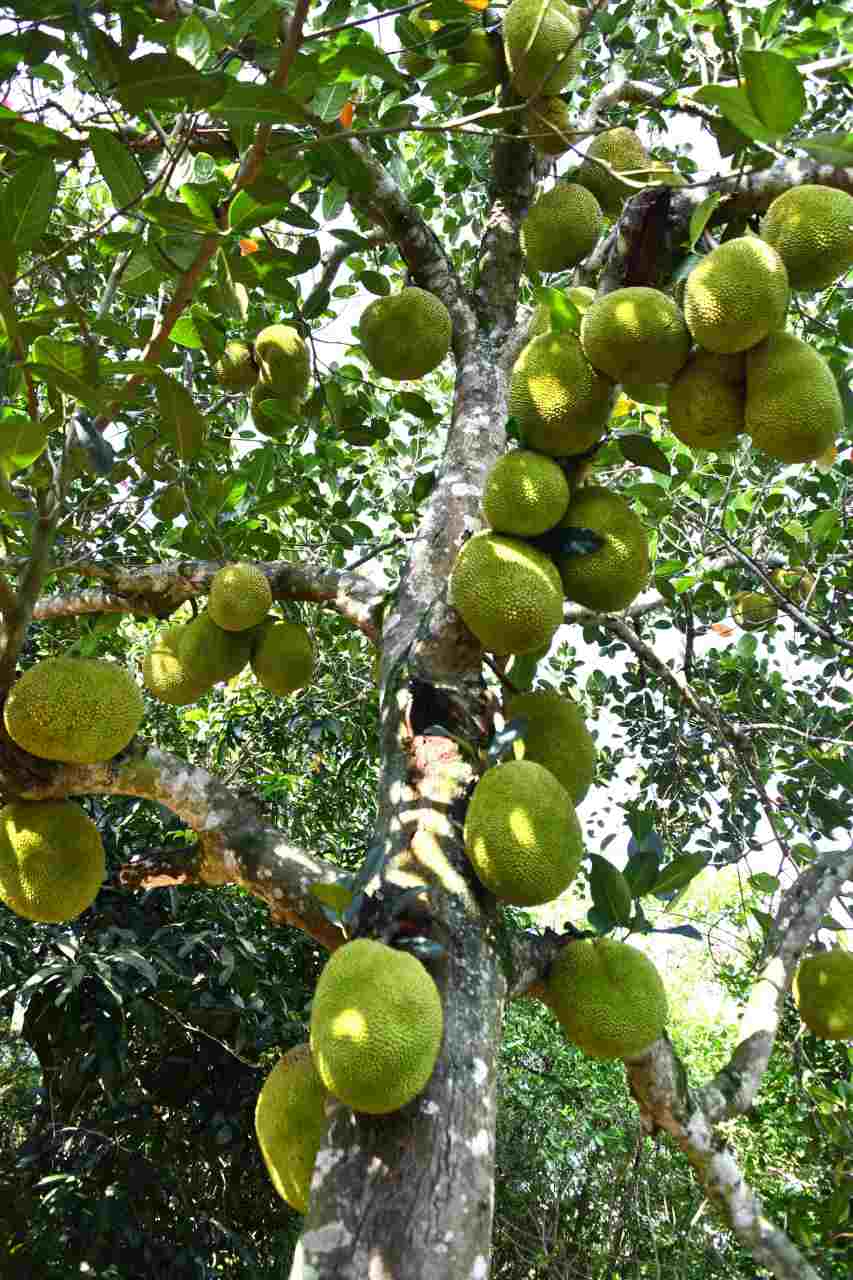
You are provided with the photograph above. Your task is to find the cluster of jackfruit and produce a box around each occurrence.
[358,286,452,381]
[215,325,311,437]
[143,563,314,705]
[398,8,504,94]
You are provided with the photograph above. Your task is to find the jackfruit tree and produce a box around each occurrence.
[0,1,851,1278]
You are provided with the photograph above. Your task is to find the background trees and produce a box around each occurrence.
[0,0,850,1276]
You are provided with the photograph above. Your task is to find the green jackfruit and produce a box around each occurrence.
[181,610,254,684]
[251,619,314,695]
[555,485,649,611]
[447,28,503,95]
[505,688,596,804]
[450,531,565,655]
[483,450,570,537]
[215,341,258,391]
[771,568,814,604]
[255,1044,328,1213]
[667,350,746,451]
[525,97,575,156]
[399,9,438,75]
[760,185,853,292]
[143,625,211,706]
[359,287,452,381]
[684,236,788,355]
[310,939,443,1114]
[580,287,690,385]
[4,657,144,765]
[793,950,853,1040]
[250,379,299,436]
[521,183,603,274]
[745,332,841,464]
[208,563,272,632]
[577,128,649,217]
[509,331,612,456]
[464,758,582,905]
[254,325,310,405]
[0,799,105,923]
[548,938,668,1059]
[503,0,582,97]
[732,591,777,631]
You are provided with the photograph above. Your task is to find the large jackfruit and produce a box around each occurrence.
[580,287,690,385]
[732,591,777,631]
[464,758,583,905]
[548,938,668,1059]
[505,688,596,804]
[181,610,254,684]
[521,183,603,274]
[251,619,314,695]
[577,128,649,217]
[450,531,565,655]
[215,341,258,391]
[684,236,788,355]
[503,0,582,97]
[745,332,841,464]
[359,287,452,381]
[760,185,853,292]
[143,625,212,706]
[525,97,575,156]
[666,350,746,451]
[793,950,853,1040]
[482,450,570,537]
[254,325,310,406]
[310,938,443,1114]
[255,1044,328,1213]
[509,331,612,456]
[4,656,144,764]
[0,799,105,923]
[208,563,272,632]
[446,28,504,95]
[555,485,649,612]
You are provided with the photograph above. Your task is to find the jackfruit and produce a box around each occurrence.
[483,450,570,537]
[447,28,503,95]
[251,380,298,436]
[793,950,853,1040]
[4,657,144,764]
[181,610,254,684]
[771,568,814,604]
[399,9,439,76]
[255,1044,328,1213]
[745,332,841,464]
[254,325,310,405]
[577,128,649,217]
[208,563,272,632]
[505,688,595,804]
[732,591,777,631]
[215,341,258,391]
[548,938,667,1059]
[525,97,575,156]
[666,350,746,451]
[450,531,565,655]
[503,0,582,97]
[251,619,314,695]
[0,799,105,923]
[581,287,690,386]
[310,938,443,1114]
[509,331,612,456]
[760,185,853,292]
[683,236,788,355]
[153,484,185,521]
[143,625,212,706]
[555,485,649,611]
[359,287,452,381]
[464,758,582,905]
[521,184,603,274]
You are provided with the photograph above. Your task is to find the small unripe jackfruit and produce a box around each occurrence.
[181,610,254,684]
[794,950,853,1040]
[505,688,596,804]
[577,128,649,217]
[143,625,212,706]
[215,341,258,391]
[521,184,603,274]
[447,28,503,95]
[483,450,570,537]
[548,938,667,1058]
[251,620,314,695]
[208,563,272,632]
[760,185,853,292]
[555,485,649,611]
[255,1044,328,1213]
[451,531,565,655]
[0,799,105,923]
[732,591,777,631]
[254,325,310,405]
[684,237,788,355]
[359,287,452,381]
[525,97,575,156]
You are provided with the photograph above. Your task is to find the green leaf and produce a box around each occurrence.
[89,129,146,210]
[617,434,671,475]
[749,872,780,894]
[588,854,633,926]
[142,196,216,234]
[154,373,207,460]
[179,183,219,231]
[359,270,390,296]
[216,81,309,125]
[534,286,580,334]
[175,12,212,69]
[693,85,780,145]
[623,847,661,898]
[838,307,853,348]
[688,192,721,250]
[0,415,49,474]
[742,50,805,137]
[116,54,227,112]
[25,363,105,410]
[277,204,319,231]
[0,155,57,249]
[321,44,409,90]
[652,852,708,898]
[759,0,788,39]
[31,337,91,381]
[798,132,853,166]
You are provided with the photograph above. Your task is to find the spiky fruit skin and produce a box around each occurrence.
[359,287,452,380]
[528,288,595,340]
[215,341,258,391]
[580,287,690,385]
[525,97,574,156]
[310,939,443,1115]
[760,185,853,292]
[521,184,603,274]
[667,351,746,451]
[4,657,143,765]
[0,800,105,923]
[794,951,853,1040]
[555,485,649,612]
[577,128,649,217]
[771,568,814,604]
[732,591,777,631]
[503,0,582,96]
[254,1044,328,1212]
[509,332,612,457]
[251,380,300,437]
[447,28,504,95]
[482,450,570,537]
[745,332,841,464]
[208,563,272,633]
[505,688,596,804]
[251,620,314,695]
[450,531,565,655]
[254,325,310,404]
[548,938,668,1059]
[143,625,212,706]
[464,759,582,905]
[684,237,788,355]
[181,610,254,684]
